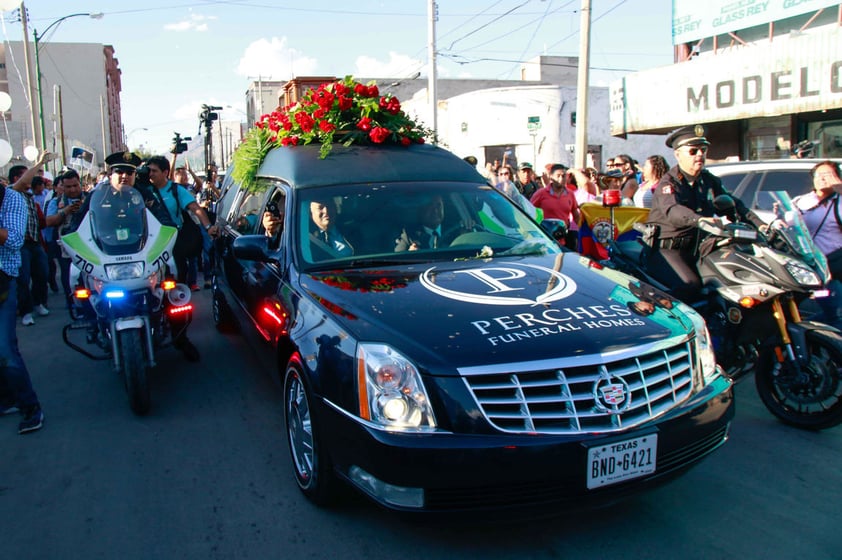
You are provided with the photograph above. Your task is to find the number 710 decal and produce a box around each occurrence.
[152,251,171,270]
[73,254,94,274]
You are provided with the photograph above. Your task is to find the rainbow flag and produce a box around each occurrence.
[577,203,650,260]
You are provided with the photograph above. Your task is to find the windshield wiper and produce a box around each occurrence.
[345,256,427,267]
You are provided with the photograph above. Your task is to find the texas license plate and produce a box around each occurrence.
[586,434,657,489]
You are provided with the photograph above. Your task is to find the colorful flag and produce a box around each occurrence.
[577,203,650,260]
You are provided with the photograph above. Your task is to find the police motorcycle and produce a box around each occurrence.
[604,191,842,430]
[59,184,194,415]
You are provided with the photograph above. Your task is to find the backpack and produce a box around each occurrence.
[169,183,203,259]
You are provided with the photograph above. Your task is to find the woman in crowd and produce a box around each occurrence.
[794,160,842,329]
[613,154,640,202]
[633,155,669,208]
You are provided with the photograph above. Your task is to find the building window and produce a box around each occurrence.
[744,116,790,160]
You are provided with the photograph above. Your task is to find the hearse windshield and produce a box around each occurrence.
[295,182,561,269]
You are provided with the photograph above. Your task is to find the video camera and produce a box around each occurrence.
[199,104,222,124]
[171,132,192,154]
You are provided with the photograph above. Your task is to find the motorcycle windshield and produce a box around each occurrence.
[768,191,830,281]
[88,185,148,255]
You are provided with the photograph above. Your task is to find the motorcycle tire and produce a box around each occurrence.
[119,328,150,415]
[755,328,842,430]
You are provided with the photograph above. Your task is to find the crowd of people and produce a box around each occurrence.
[3,125,841,437]
[0,149,220,435]
[474,124,842,321]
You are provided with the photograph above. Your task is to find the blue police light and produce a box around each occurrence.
[104,289,126,299]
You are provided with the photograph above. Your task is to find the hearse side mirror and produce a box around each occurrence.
[540,219,568,244]
[233,234,276,262]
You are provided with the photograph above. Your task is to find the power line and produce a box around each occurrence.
[508,0,575,78]
[445,0,530,52]
[438,52,635,73]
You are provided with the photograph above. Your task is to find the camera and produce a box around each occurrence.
[136,164,150,185]
[266,201,281,218]
[170,132,191,154]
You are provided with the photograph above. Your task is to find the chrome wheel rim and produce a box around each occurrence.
[286,372,314,484]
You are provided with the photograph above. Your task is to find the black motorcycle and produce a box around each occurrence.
[604,191,842,430]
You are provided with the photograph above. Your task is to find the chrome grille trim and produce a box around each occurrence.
[460,335,697,434]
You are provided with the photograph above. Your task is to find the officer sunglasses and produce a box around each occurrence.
[685,146,708,156]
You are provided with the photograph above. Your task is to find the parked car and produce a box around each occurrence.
[707,158,842,221]
[211,143,734,513]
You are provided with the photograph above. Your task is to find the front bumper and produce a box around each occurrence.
[318,375,734,513]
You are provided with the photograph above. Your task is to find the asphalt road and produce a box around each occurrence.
[2,288,841,560]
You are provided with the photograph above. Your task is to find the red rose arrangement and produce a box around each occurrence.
[318,273,410,293]
[231,75,433,192]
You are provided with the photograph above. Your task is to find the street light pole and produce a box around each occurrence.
[126,127,148,149]
[33,12,103,153]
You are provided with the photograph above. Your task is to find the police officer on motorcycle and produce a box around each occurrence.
[72,151,201,362]
[646,125,765,301]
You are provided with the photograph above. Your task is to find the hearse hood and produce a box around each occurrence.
[300,254,696,374]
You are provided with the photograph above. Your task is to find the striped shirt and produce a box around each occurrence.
[0,187,27,277]
[22,192,41,243]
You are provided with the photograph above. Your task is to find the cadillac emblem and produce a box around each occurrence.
[593,372,631,414]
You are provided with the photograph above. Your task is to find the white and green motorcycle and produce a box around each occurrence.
[60,185,193,415]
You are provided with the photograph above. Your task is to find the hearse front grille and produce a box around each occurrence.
[461,338,696,434]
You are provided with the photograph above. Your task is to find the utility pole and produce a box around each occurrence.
[427,0,438,143]
[19,2,40,150]
[574,0,592,169]
[99,95,107,161]
[56,86,65,167]
[218,120,225,171]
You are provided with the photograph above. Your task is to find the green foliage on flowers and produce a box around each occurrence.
[230,75,433,193]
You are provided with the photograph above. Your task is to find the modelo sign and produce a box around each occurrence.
[611,25,842,135]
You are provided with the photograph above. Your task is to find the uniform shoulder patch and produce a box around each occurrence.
[662,185,673,194]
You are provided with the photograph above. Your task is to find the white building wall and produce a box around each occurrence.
[5,41,109,168]
[404,85,672,172]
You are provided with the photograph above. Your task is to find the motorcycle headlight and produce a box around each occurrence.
[784,259,821,287]
[684,307,718,384]
[356,343,437,431]
[105,262,145,281]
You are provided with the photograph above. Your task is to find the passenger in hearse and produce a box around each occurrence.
[307,198,353,259]
[261,193,286,249]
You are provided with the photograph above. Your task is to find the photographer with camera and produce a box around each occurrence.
[45,169,86,309]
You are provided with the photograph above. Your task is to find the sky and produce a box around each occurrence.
[2,0,676,155]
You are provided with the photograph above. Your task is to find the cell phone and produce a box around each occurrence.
[266,201,281,217]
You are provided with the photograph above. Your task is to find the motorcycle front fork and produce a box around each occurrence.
[771,297,808,378]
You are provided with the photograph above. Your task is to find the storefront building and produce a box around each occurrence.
[611,2,842,161]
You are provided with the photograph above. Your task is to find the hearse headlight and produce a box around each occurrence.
[356,343,437,431]
[686,308,718,384]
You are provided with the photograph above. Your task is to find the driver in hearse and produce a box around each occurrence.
[394,194,476,252]
[395,194,447,251]
[646,125,764,301]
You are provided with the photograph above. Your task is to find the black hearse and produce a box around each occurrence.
[212,143,734,512]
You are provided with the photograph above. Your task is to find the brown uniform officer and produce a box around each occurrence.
[646,125,763,301]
